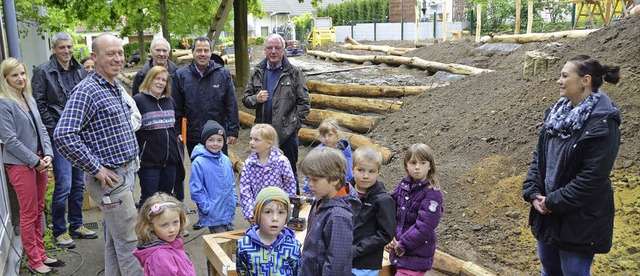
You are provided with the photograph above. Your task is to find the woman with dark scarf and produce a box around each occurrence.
[522,55,621,275]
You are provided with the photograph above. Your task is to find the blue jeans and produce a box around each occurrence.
[51,143,86,237]
[137,166,177,206]
[280,133,300,194]
[538,240,594,276]
[352,268,379,276]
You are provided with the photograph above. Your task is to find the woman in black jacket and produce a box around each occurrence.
[522,55,621,275]
[133,66,181,207]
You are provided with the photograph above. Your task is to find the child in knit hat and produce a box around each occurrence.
[236,186,302,275]
[189,120,237,233]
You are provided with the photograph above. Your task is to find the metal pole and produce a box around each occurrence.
[3,0,21,58]
[571,3,576,29]
[374,21,377,41]
[433,12,437,39]
[401,0,404,40]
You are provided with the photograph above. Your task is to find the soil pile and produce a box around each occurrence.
[364,15,640,274]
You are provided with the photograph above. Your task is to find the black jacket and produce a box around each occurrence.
[31,55,86,134]
[133,93,181,169]
[522,91,620,254]
[131,59,179,96]
[351,180,397,269]
[242,57,310,145]
[171,61,239,143]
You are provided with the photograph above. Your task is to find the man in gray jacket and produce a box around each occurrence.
[131,37,179,96]
[242,33,310,193]
[31,32,96,249]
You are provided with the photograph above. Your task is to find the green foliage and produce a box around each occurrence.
[123,41,152,58]
[44,173,55,249]
[292,13,313,42]
[254,36,266,45]
[467,0,574,35]
[317,0,389,25]
[73,44,90,61]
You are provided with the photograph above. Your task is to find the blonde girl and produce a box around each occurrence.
[133,193,195,276]
[387,143,443,275]
[239,124,297,223]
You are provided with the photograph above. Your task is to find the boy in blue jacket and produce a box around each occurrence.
[300,147,361,275]
[189,120,237,233]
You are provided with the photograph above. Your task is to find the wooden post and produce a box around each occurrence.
[605,0,612,24]
[414,2,419,44]
[527,0,534,34]
[475,4,482,42]
[442,0,448,42]
[515,0,522,34]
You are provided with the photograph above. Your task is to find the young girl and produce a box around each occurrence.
[303,118,353,194]
[133,193,196,276]
[387,143,444,275]
[239,124,297,223]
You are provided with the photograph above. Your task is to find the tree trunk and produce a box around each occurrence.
[480,29,599,43]
[305,108,379,134]
[298,128,393,164]
[137,28,147,64]
[342,36,416,56]
[234,0,249,105]
[310,94,403,114]
[306,50,493,75]
[158,0,171,56]
[307,80,447,97]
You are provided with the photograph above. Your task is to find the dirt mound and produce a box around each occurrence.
[366,15,640,274]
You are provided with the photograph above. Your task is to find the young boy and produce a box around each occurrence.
[189,120,237,234]
[303,118,353,194]
[300,147,362,275]
[236,187,302,275]
[350,146,397,276]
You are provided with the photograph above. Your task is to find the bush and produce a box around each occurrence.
[254,36,265,45]
[73,44,90,61]
[171,38,185,50]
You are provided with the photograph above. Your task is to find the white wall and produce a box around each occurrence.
[18,22,50,77]
[336,21,466,41]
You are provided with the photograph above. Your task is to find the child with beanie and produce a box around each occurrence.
[236,187,302,275]
[189,120,237,233]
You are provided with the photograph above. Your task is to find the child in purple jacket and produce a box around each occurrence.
[133,193,195,276]
[387,143,444,275]
[239,124,297,224]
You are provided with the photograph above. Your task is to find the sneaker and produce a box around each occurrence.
[70,226,98,239]
[192,220,203,230]
[183,230,190,237]
[55,233,76,249]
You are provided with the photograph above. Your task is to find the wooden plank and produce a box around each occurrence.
[203,234,237,276]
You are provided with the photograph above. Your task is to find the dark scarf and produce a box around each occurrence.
[544,91,601,139]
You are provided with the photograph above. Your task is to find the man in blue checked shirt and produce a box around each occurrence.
[53,33,143,275]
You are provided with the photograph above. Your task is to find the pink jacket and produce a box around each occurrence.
[132,238,196,276]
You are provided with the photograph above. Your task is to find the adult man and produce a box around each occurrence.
[54,33,143,275]
[131,37,179,96]
[172,36,239,154]
[242,33,310,193]
[31,32,96,249]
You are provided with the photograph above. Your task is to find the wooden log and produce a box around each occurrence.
[305,108,379,133]
[239,110,255,128]
[227,150,244,173]
[480,29,599,43]
[307,50,492,75]
[298,128,393,164]
[307,80,447,98]
[172,49,191,58]
[341,43,416,56]
[433,250,496,276]
[344,36,361,45]
[631,5,640,15]
[310,94,402,114]
[117,74,132,86]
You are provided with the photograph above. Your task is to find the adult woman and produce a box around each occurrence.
[0,58,64,274]
[522,55,621,275]
[133,66,181,206]
[80,57,95,74]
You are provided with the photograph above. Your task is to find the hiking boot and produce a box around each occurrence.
[54,233,76,249]
[70,226,98,239]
